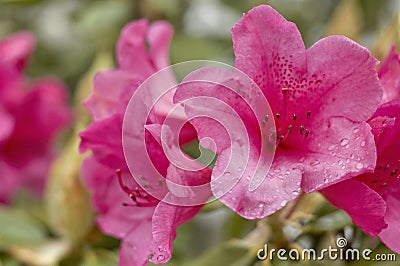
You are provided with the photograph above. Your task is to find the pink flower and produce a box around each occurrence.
[321,47,400,253]
[174,5,383,219]
[80,20,209,265]
[0,32,72,203]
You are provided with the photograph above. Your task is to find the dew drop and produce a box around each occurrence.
[292,190,299,196]
[340,138,349,146]
[356,162,364,170]
[328,145,336,151]
[341,165,346,170]
[280,201,286,207]
[310,159,320,166]
[286,170,291,174]
[258,202,265,208]
[353,127,360,134]
[360,141,366,147]
[157,255,166,262]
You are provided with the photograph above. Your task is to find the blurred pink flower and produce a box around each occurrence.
[80,20,209,265]
[322,47,400,253]
[175,5,383,219]
[0,32,72,203]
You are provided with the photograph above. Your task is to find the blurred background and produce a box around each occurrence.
[0,0,399,265]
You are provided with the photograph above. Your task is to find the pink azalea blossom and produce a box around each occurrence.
[174,5,383,219]
[80,20,209,265]
[0,32,72,203]
[321,47,400,253]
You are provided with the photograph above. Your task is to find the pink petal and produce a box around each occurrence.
[165,163,212,205]
[0,32,34,70]
[116,20,172,76]
[305,36,382,122]
[84,70,140,121]
[151,201,203,263]
[81,157,125,213]
[321,179,387,236]
[300,117,377,192]
[118,217,157,266]
[0,107,14,141]
[147,22,173,70]
[213,148,302,219]
[79,114,124,169]
[97,205,154,240]
[378,179,400,253]
[4,79,72,166]
[231,5,306,115]
[379,46,400,104]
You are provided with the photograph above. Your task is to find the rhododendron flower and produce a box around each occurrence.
[174,5,383,219]
[0,32,72,203]
[80,20,210,265]
[322,46,400,253]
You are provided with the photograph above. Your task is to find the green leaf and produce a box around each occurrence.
[0,207,47,246]
[305,210,353,234]
[182,240,253,266]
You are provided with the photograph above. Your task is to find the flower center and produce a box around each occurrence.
[262,108,312,147]
[116,169,159,207]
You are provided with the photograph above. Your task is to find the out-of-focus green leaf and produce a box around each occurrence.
[182,240,253,266]
[75,0,131,48]
[305,210,352,234]
[81,249,118,266]
[0,207,47,246]
[0,0,44,5]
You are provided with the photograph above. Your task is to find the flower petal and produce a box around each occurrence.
[304,36,382,122]
[0,32,34,69]
[378,179,400,253]
[117,217,157,266]
[379,45,400,104]
[300,117,376,192]
[231,5,306,115]
[321,179,387,236]
[152,201,203,263]
[213,148,302,219]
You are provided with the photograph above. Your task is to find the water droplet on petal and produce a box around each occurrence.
[258,202,265,208]
[292,190,299,196]
[328,145,336,151]
[285,170,291,174]
[340,138,349,146]
[157,255,166,262]
[353,127,360,134]
[356,162,363,170]
[310,159,320,166]
[280,201,286,207]
[360,141,366,147]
